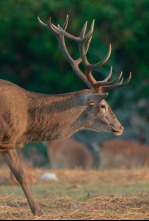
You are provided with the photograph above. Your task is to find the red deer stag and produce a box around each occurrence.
[0,15,131,216]
[99,139,149,170]
[47,138,93,169]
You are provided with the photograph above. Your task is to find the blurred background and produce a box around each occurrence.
[0,0,149,170]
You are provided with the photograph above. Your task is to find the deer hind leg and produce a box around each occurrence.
[1,149,43,216]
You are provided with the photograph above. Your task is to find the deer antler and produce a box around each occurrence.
[38,15,131,93]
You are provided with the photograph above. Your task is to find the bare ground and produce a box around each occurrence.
[0,168,149,220]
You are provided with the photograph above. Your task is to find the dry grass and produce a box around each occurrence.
[0,168,149,220]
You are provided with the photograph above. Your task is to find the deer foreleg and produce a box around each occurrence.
[1,149,43,216]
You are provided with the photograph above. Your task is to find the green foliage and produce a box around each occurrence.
[0,0,148,97]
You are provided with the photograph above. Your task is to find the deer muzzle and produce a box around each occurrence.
[111,124,124,136]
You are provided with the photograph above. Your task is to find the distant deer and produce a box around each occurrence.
[0,15,131,216]
[99,139,149,170]
[47,138,93,169]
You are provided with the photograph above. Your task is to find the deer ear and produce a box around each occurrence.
[87,93,108,106]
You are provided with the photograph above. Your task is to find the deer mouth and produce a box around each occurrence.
[111,128,123,136]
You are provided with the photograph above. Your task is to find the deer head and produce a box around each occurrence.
[38,15,131,136]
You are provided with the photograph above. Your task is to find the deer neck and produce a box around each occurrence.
[24,90,89,143]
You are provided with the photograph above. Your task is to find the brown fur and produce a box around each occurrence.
[99,139,149,170]
[0,79,123,152]
[47,138,93,169]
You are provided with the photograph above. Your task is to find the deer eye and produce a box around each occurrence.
[100,105,106,109]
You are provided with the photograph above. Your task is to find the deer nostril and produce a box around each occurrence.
[110,124,124,131]
[120,125,124,130]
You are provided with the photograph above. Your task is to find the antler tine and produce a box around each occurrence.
[78,33,111,88]
[80,21,88,38]
[81,20,95,43]
[86,36,93,51]
[102,66,113,82]
[96,71,123,87]
[38,17,60,36]
[77,36,92,64]
[78,20,95,66]
[52,19,95,44]
[119,78,124,84]
[101,72,132,92]
[56,22,92,66]
[77,21,95,69]
[38,16,75,66]
[38,17,48,28]
[52,24,80,41]
[63,14,69,30]
[88,44,111,70]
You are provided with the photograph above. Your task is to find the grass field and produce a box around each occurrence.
[0,168,149,220]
